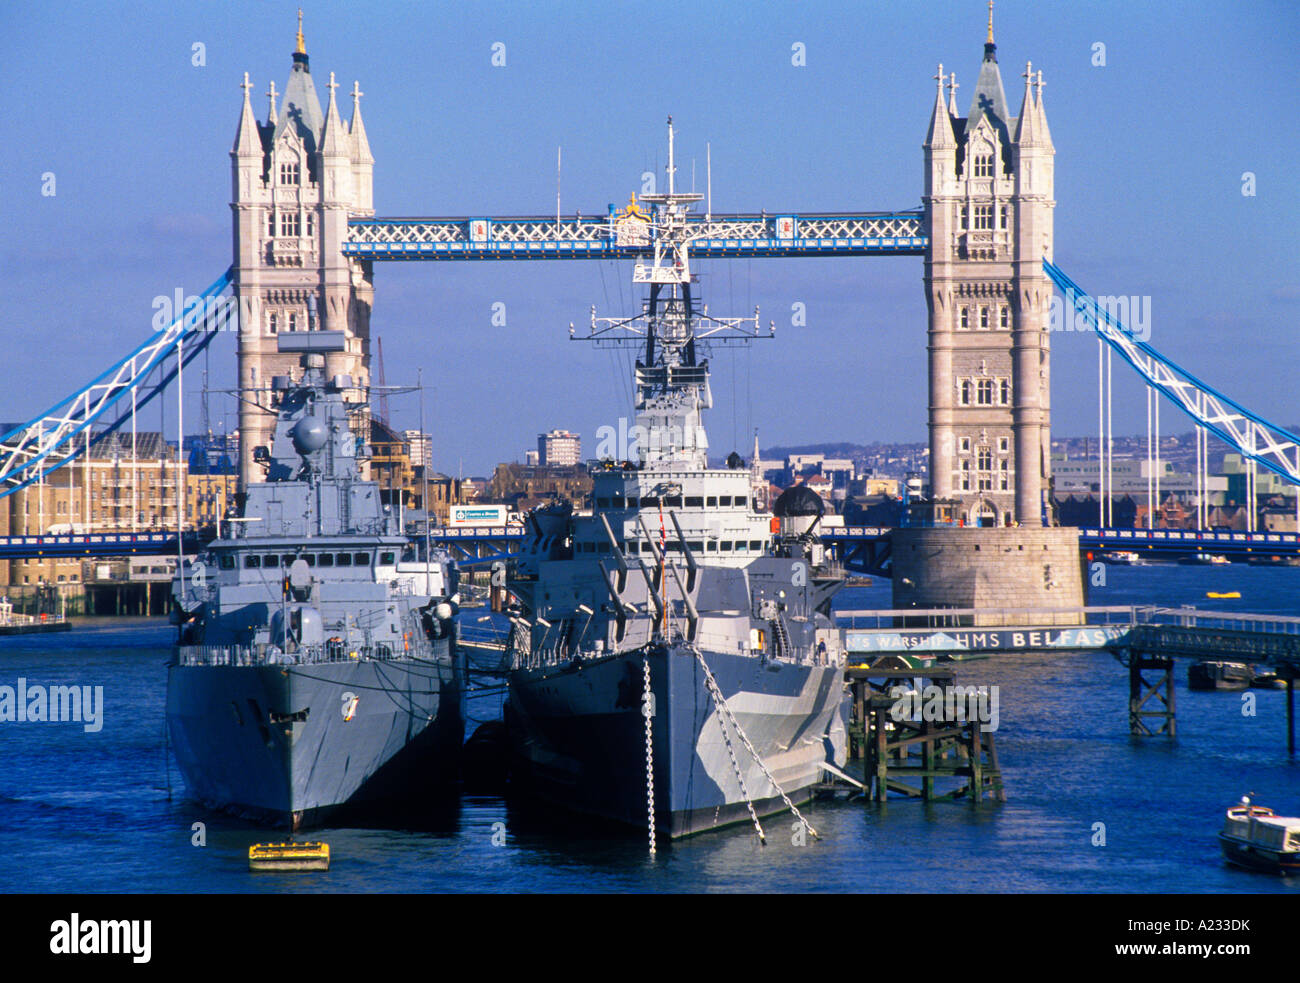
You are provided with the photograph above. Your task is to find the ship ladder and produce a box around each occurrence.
[771,616,793,659]
[693,646,820,843]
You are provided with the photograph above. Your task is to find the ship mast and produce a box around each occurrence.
[571,118,772,470]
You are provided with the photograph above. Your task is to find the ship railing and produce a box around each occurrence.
[176,641,405,667]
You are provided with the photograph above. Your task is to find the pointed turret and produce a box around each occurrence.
[232,72,262,155]
[272,16,324,154]
[350,81,375,215]
[946,71,960,118]
[267,80,278,126]
[320,71,350,156]
[350,81,374,162]
[1013,61,1041,145]
[924,64,956,150]
[966,3,1011,140]
[1034,71,1053,148]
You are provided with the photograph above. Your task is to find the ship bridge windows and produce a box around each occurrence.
[718,496,732,507]
[244,555,261,569]
[218,554,235,570]
[596,497,610,509]
[626,497,638,508]
[336,553,353,567]
[641,497,659,508]
[736,496,748,509]
[706,496,718,508]
[665,496,683,508]
[379,552,396,566]
[302,554,316,566]
[318,553,334,567]
[263,554,279,568]
[686,496,704,508]
[354,552,371,566]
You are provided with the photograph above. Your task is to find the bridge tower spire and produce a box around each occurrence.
[923,15,1054,527]
[230,17,375,486]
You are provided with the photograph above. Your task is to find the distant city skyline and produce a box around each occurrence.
[4,2,1296,474]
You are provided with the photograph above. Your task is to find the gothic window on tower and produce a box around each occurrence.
[288,312,298,332]
[998,436,1010,453]
[976,379,994,405]
[268,312,278,335]
[1000,379,1011,404]
[973,154,993,178]
[959,307,970,330]
[958,206,966,231]
[960,380,972,406]
[306,214,315,237]
[959,437,972,453]
[266,211,275,238]
[960,460,972,491]
[999,460,1010,490]
[979,307,990,330]
[999,205,1009,229]
[280,161,300,186]
[1000,305,1010,329]
[280,213,300,237]
[973,205,993,230]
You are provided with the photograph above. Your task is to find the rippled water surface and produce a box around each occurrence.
[2,565,1298,893]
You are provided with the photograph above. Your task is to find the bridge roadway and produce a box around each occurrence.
[1,523,1297,565]
[342,212,927,262]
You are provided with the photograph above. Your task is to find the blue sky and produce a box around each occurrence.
[2,1,1296,474]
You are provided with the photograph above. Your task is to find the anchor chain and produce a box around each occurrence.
[693,646,819,841]
[643,654,656,856]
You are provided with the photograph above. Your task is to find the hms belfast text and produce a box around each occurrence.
[167,332,464,829]
[504,121,847,840]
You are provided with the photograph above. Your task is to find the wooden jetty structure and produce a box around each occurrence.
[839,606,1299,751]
[845,663,1004,804]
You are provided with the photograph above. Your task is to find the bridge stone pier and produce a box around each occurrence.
[891,526,1085,626]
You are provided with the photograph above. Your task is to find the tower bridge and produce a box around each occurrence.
[0,11,1296,592]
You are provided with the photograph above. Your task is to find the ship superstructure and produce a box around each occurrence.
[167,331,463,828]
[505,121,847,841]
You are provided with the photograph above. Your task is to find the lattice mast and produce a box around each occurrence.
[570,118,772,470]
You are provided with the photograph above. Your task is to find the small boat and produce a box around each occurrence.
[1179,553,1230,566]
[248,841,330,871]
[1099,551,1141,565]
[1249,668,1288,690]
[1219,797,1300,875]
[1206,591,1241,599]
[1248,555,1300,567]
[1188,660,1252,691]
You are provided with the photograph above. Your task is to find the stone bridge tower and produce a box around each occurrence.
[923,10,1054,527]
[230,15,375,485]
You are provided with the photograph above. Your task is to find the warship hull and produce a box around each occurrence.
[507,643,846,838]
[167,648,462,829]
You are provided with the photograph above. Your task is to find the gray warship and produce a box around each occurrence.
[167,331,463,829]
[505,121,847,841]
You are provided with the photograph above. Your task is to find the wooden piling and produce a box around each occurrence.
[845,664,1004,804]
